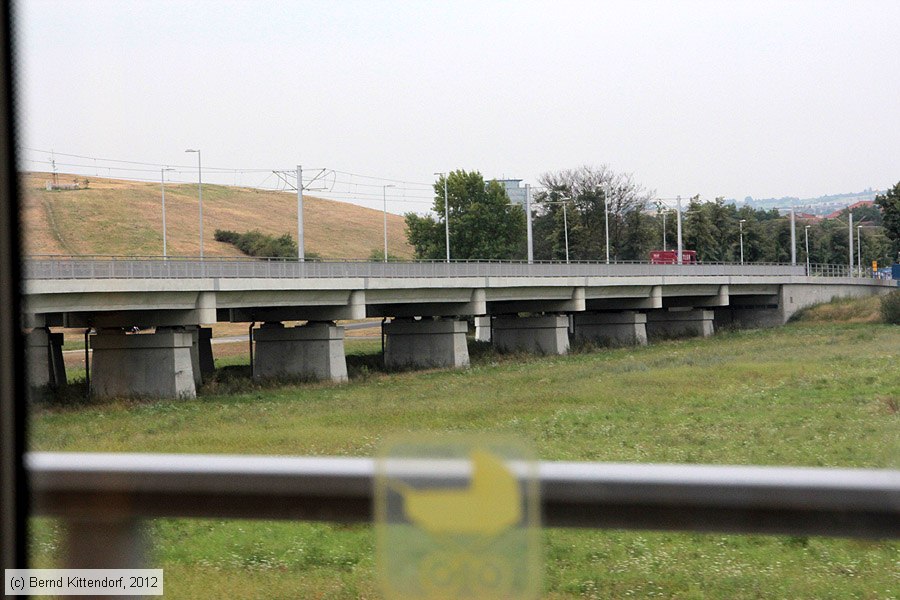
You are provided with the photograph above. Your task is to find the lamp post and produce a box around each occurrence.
[739,219,746,265]
[160,167,174,258]
[676,195,683,264]
[551,194,572,264]
[382,184,395,263]
[848,212,854,277]
[804,225,810,275]
[604,182,611,264]
[857,224,863,277]
[434,172,450,262]
[184,149,202,259]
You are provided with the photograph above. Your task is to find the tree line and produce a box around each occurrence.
[405,168,900,267]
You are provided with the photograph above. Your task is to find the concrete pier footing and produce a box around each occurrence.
[253,322,348,382]
[26,328,66,388]
[384,318,469,370]
[91,328,196,399]
[573,311,648,346]
[492,315,570,355]
[645,309,715,341]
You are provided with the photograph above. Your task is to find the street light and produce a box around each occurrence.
[604,182,611,264]
[739,219,746,265]
[655,201,667,251]
[160,167,175,258]
[857,225,863,277]
[382,184,395,263]
[549,194,572,264]
[804,225,810,275]
[185,149,202,259]
[434,172,450,262]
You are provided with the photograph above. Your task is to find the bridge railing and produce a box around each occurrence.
[22,256,864,280]
[28,452,900,569]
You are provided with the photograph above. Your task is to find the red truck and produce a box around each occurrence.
[650,250,698,264]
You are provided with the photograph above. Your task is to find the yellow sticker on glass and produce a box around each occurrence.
[376,434,540,599]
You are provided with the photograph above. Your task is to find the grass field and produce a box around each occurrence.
[21,171,415,259]
[29,321,899,598]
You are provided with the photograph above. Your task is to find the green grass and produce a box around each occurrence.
[29,323,900,599]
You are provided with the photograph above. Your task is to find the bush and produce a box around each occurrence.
[214,229,298,258]
[880,290,900,324]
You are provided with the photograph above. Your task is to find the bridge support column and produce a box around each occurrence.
[492,315,570,355]
[91,328,196,399]
[474,316,491,342]
[646,309,715,341]
[25,328,66,388]
[384,318,469,370]
[573,311,647,346]
[198,326,215,376]
[713,307,781,330]
[253,322,348,382]
[185,326,215,387]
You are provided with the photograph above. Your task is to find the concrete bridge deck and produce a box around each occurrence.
[21,258,895,398]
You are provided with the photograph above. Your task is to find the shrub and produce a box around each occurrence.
[214,229,298,258]
[880,290,900,324]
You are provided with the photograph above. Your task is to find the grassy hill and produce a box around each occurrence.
[21,172,414,259]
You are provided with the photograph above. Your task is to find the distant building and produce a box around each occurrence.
[492,179,527,206]
[824,200,874,219]
[795,212,822,222]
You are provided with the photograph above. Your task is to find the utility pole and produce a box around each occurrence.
[804,225,810,275]
[382,184,395,263]
[604,183,611,264]
[562,200,570,264]
[739,219,745,265]
[297,165,304,261]
[444,175,450,263]
[790,206,796,266]
[525,183,533,264]
[185,149,202,259]
[848,212,854,277]
[857,225,863,277]
[676,195,683,264]
[160,167,174,258]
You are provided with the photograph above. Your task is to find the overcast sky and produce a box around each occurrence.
[15,0,900,213]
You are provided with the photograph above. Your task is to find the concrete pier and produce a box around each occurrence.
[91,328,196,399]
[198,326,215,377]
[474,316,491,342]
[26,328,66,388]
[645,309,715,341]
[384,318,469,370]
[253,322,348,382]
[492,315,570,355]
[573,311,648,346]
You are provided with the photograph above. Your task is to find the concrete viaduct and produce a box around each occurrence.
[22,258,895,398]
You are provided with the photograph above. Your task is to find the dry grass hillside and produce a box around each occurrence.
[21,172,414,259]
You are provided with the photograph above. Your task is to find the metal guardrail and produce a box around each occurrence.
[30,453,900,540]
[21,256,851,280]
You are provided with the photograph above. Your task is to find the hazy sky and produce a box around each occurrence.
[15,0,900,213]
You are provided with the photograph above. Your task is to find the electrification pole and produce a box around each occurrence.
[525,183,533,264]
[676,195,683,264]
[296,165,304,261]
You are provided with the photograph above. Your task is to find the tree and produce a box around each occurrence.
[875,182,900,261]
[535,165,654,261]
[404,170,526,260]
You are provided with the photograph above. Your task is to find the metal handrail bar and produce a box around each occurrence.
[28,452,900,539]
